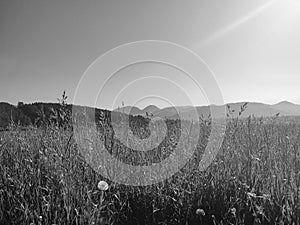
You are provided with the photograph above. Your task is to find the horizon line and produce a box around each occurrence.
[1,100,298,110]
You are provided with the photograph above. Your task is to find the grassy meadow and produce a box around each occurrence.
[0,106,299,224]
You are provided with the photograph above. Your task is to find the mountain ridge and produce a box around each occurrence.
[116,101,300,119]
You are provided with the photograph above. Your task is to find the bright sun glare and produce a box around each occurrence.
[198,0,300,48]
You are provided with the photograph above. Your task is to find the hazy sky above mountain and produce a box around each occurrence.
[1,0,300,109]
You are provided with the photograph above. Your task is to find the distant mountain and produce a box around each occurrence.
[126,101,300,120]
[114,106,143,115]
[142,105,160,114]
[271,101,300,115]
[225,102,280,117]
[153,106,202,119]
[115,105,160,116]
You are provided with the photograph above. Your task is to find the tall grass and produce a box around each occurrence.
[0,112,299,224]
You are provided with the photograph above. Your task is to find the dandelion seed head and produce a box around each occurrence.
[97,180,109,191]
[196,208,205,216]
[231,207,236,216]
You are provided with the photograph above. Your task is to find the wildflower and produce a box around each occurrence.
[97,180,109,191]
[196,208,205,216]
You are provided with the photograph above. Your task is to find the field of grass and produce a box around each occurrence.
[0,113,299,224]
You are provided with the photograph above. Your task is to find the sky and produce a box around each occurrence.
[1,0,300,109]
